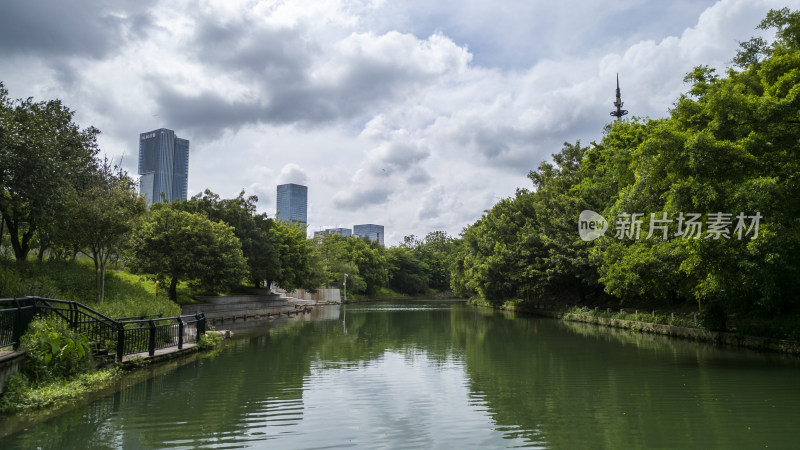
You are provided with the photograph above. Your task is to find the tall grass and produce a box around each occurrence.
[0,260,181,318]
[563,306,698,328]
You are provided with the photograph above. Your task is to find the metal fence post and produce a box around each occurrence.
[69,301,77,330]
[116,322,125,362]
[177,317,184,349]
[196,313,206,337]
[148,320,156,356]
[12,298,23,351]
[13,298,37,351]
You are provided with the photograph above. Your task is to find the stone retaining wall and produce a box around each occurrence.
[0,351,25,394]
[561,312,800,355]
[288,288,341,303]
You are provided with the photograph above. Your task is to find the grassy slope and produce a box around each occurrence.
[0,259,183,318]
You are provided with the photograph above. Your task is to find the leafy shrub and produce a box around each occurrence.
[20,317,93,384]
[700,302,727,331]
[0,374,31,411]
[0,369,120,413]
[197,331,222,350]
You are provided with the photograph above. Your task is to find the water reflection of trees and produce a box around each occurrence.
[4,302,799,448]
[451,307,800,449]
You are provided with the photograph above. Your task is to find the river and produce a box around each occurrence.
[1,299,799,448]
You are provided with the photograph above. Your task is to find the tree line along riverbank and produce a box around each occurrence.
[448,9,800,342]
[3,7,800,415]
[470,298,800,355]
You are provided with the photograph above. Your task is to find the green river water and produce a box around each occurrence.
[1,299,799,449]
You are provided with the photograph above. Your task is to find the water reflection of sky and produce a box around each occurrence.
[297,351,544,449]
[2,300,798,449]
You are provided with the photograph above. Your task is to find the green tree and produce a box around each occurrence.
[593,8,800,313]
[403,231,458,292]
[273,221,322,292]
[0,84,99,261]
[127,208,248,301]
[386,246,429,295]
[453,8,800,319]
[313,233,364,293]
[69,160,146,303]
[252,214,282,288]
[175,189,281,288]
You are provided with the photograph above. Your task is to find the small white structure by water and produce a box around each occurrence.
[286,288,341,303]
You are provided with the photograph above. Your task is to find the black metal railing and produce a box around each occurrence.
[0,296,205,361]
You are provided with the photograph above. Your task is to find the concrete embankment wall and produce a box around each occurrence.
[288,289,341,303]
[183,294,296,326]
[499,303,800,355]
[560,312,800,354]
[0,351,25,394]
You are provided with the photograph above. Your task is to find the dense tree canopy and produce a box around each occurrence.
[0,83,462,303]
[451,8,800,318]
[70,160,146,303]
[273,220,324,292]
[172,189,281,288]
[0,83,100,261]
[127,207,249,301]
[312,234,387,296]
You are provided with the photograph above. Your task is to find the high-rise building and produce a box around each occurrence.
[353,224,384,246]
[138,128,189,206]
[276,183,308,226]
[314,227,352,237]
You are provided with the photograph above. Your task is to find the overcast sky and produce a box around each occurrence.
[0,0,787,244]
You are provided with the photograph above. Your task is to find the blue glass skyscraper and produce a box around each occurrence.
[138,128,189,205]
[353,224,384,246]
[277,183,308,226]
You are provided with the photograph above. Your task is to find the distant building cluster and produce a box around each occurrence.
[136,130,383,242]
[138,128,189,206]
[315,224,384,246]
[314,227,352,237]
[276,183,384,245]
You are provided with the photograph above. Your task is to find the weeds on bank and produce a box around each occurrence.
[197,331,223,350]
[562,306,698,328]
[0,368,121,413]
[0,317,121,414]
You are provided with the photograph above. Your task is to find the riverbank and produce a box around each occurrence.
[343,291,456,304]
[0,329,226,422]
[472,299,800,356]
[0,301,338,430]
[0,336,227,439]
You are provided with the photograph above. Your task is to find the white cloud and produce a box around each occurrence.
[0,0,788,244]
[278,163,309,185]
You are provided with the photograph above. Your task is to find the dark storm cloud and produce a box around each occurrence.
[367,141,430,175]
[155,14,469,140]
[154,88,264,139]
[0,1,155,58]
[444,100,609,174]
[154,84,359,140]
[406,166,432,185]
[191,17,316,83]
[154,51,456,141]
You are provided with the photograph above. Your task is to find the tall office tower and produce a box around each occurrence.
[276,183,308,226]
[138,128,189,206]
[353,224,384,246]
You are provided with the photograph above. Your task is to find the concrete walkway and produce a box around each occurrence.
[120,343,198,363]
